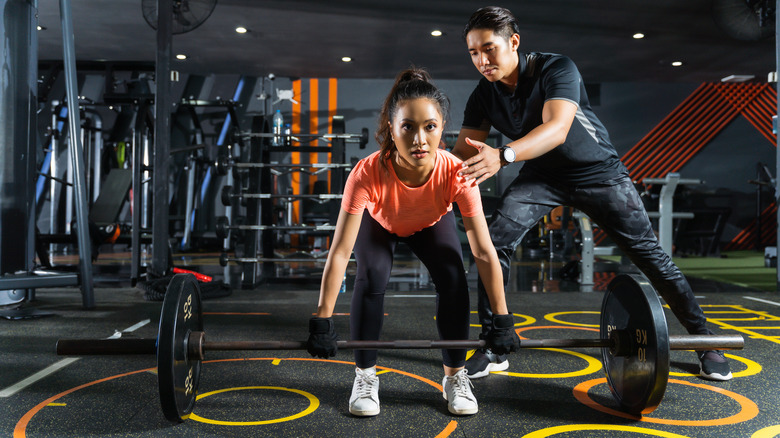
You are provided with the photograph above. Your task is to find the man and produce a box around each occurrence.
[451,6,731,381]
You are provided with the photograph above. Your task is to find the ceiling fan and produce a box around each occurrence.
[712,0,775,41]
[142,0,217,35]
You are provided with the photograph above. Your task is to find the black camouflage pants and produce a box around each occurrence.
[477,170,710,338]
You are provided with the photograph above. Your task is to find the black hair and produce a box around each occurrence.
[375,67,450,168]
[462,6,521,41]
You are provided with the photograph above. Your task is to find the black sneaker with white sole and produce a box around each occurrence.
[698,350,732,381]
[465,348,509,379]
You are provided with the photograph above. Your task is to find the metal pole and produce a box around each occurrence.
[578,215,595,292]
[130,107,144,284]
[0,0,36,278]
[152,0,173,277]
[59,0,94,308]
[776,0,780,290]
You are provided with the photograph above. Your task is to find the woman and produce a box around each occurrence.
[306,68,519,417]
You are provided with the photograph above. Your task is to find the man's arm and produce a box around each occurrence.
[451,128,490,161]
[458,99,578,185]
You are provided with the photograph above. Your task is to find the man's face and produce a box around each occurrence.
[466,28,520,86]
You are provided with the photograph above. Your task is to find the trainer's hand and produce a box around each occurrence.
[485,314,520,355]
[458,137,502,185]
[307,317,339,358]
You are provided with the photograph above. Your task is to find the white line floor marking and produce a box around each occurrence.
[123,319,150,332]
[0,358,79,398]
[743,296,780,307]
[0,319,151,398]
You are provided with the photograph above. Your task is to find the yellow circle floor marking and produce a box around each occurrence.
[15,358,455,437]
[522,424,692,437]
[492,325,602,378]
[494,348,602,379]
[752,424,780,438]
[188,386,318,426]
[544,311,600,328]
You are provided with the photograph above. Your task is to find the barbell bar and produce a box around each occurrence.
[239,127,369,147]
[214,158,353,176]
[56,333,742,360]
[220,185,342,206]
[55,273,745,423]
[219,253,337,266]
[215,215,336,239]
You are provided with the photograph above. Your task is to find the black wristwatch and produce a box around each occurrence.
[499,146,516,166]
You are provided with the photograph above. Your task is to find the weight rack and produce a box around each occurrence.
[223,114,353,287]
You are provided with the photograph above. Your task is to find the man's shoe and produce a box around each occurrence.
[349,367,380,416]
[442,369,478,415]
[465,348,508,379]
[699,350,732,381]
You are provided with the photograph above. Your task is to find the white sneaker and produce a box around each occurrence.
[349,367,380,416]
[442,369,478,415]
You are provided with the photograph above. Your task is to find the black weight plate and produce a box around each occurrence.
[221,185,233,207]
[600,274,670,415]
[215,156,229,175]
[215,216,229,239]
[158,274,203,422]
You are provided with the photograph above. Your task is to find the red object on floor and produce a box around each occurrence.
[172,267,212,282]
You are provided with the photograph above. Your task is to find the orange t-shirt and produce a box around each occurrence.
[341,149,483,237]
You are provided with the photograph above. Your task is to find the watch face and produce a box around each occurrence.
[503,147,515,163]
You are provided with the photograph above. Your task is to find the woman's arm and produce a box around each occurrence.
[315,208,363,317]
[462,214,508,315]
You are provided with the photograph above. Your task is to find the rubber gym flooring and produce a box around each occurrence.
[2,253,780,438]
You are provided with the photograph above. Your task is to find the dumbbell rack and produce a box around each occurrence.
[225,115,350,288]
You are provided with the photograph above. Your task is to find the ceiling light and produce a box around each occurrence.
[671,61,683,67]
[176,54,187,60]
[235,26,247,34]
[431,30,442,37]
[342,56,352,62]
[721,74,755,82]
[632,32,644,39]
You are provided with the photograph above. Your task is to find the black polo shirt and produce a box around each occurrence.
[462,52,627,185]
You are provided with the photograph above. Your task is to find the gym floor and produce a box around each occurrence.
[2,252,780,438]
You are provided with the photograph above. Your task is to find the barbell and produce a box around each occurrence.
[220,185,342,207]
[215,215,336,239]
[214,159,354,176]
[240,127,369,147]
[55,273,744,423]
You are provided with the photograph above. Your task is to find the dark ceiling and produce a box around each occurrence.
[37,0,776,83]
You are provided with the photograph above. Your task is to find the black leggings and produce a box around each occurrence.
[477,171,709,337]
[350,211,470,369]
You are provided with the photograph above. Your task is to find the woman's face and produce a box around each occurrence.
[389,98,444,172]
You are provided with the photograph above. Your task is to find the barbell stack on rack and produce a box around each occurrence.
[55,273,745,423]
